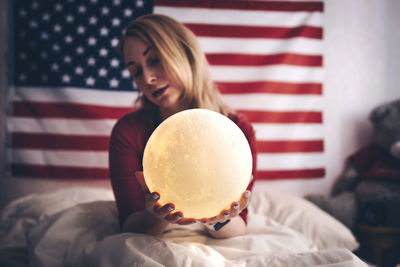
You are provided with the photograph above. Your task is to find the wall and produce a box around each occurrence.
[254,0,400,196]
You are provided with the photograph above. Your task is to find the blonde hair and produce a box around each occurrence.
[118,14,231,117]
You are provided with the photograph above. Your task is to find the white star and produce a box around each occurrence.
[51,63,59,72]
[40,51,48,59]
[91,0,98,3]
[88,37,97,46]
[86,77,95,86]
[75,66,84,75]
[32,1,39,9]
[64,56,72,63]
[124,8,132,17]
[66,15,74,23]
[109,78,119,88]
[40,32,49,40]
[99,48,108,57]
[78,5,86,13]
[65,35,73,43]
[122,69,130,78]
[77,26,85,34]
[76,46,84,54]
[31,64,38,71]
[98,68,108,77]
[41,74,48,82]
[111,38,119,47]
[62,74,71,83]
[52,44,60,52]
[89,16,97,25]
[19,73,27,81]
[19,53,27,60]
[136,0,144,7]
[19,9,27,17]
[29,20,38,28]
[54,24,62,33]
[112,18,121,27]
[29,41,37,48]
[110,58,119,67]
[42,13,50,21]
[88,57,96,66]
[113,0,121,5]
[54,3,63,12]
[100,27,109,36]
[101,7,109,15]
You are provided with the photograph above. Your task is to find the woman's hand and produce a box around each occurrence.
[199,190,252,225]
[135,171,196,225]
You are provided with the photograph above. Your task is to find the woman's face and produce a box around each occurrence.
[123,37,184,116]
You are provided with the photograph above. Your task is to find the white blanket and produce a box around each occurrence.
[0,188,368,267]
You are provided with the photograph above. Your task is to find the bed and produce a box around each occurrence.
[0,186,369,267]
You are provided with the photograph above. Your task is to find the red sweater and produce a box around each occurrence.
[109,108,258,226]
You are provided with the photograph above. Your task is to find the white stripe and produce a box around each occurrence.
[211,65,323,83]
[11,149,108,168]
[7,118,117,136]
[253,123,324,141]
[199,37,322,56]
[12,87,138,106]
[223,94,323,111]
[154,7,322,27]
[257,153,324,170]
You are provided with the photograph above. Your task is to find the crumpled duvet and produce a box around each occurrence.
[0,188,368,267]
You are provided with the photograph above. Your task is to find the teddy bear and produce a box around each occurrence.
[305,99,400,230]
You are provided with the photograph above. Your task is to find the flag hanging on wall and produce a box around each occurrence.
[8,0,324,180]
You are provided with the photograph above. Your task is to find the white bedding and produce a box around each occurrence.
[0,187,368,267]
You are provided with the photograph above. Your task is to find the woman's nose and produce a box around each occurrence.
[143,67,157,85]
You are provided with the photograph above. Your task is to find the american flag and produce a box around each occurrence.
[7,0,324,180]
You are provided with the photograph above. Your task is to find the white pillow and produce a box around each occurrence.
[248,191,359,251]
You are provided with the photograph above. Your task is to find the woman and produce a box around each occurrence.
[109,14,257,239]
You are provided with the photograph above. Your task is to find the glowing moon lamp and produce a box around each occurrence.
[143,109,252,219]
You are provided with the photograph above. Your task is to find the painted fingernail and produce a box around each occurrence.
[175,214,182,219]
[151,193,159,200]
[200,219,207,224]
[233,203,239,209]
[223,212,230,218]
[245,191,251,199]
[167,205,174,212]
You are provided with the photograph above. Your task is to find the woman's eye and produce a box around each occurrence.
[148,58,160,66]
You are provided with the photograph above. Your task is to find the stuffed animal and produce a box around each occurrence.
[305,99,400,230]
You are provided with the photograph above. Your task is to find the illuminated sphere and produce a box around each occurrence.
[143,109,252,219]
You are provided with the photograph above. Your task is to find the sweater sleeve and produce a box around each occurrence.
[232,113,258,224]
[109,114,146,225]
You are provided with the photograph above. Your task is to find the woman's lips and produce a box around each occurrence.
[152,85,168,98]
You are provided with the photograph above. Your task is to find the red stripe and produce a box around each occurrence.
[11,164,108,179]
[207,53,322,67]
[13,101,132,119]
[216,81,322,95]
[239,110,322,123]
[258,140,324,153]
[256,168,325,180]
[186,24,323,39]
[12,133,109,151]
[155,0,324,12]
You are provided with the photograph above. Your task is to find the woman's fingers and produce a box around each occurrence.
[239,190,251,210]
[229,201,240,217]
[144,192,160,211]
[177,217,197,225]
[154,203,175,218]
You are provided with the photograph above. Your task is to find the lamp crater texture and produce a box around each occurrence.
[143,109,252,219]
